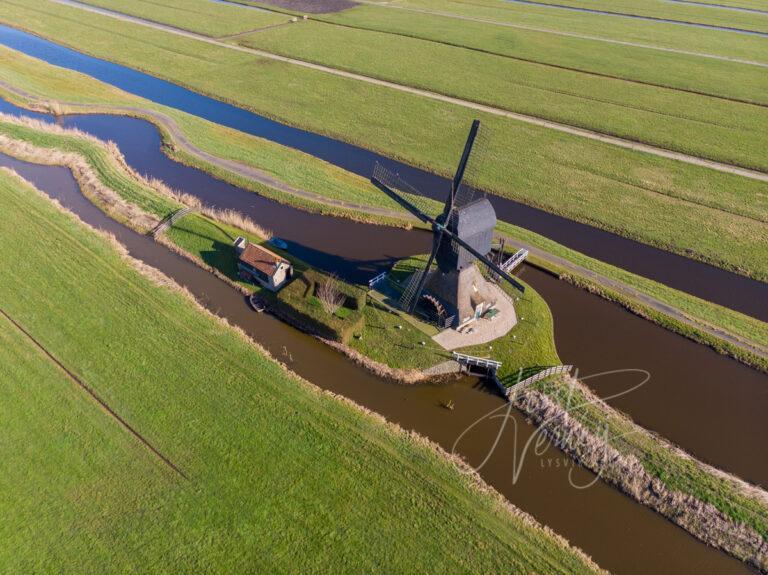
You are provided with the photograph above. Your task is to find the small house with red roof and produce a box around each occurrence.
[234,237,292,291]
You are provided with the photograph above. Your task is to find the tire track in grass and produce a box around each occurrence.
[0,306,188,480]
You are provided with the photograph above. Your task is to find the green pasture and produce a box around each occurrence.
[313,4,768,104]
[77,0,288,36]
[232,18,768,170]
[509,0,768,32]
[0,168,600,574]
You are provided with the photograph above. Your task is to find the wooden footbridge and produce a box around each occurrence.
[502,365,573,399]
[151,206,197,237]
[451,351,502,376]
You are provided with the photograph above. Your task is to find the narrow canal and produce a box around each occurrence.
[0,152,753,575]
[1,98,765,488]
[1,24,766,321]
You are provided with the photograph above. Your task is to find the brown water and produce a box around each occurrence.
[1,153,756,574]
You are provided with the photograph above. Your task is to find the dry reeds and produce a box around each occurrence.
[0,114,272,240]
[199,206,271,240]
[512,377,768,572]
[0,134,160,232]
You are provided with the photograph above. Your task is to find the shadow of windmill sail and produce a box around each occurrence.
[371,120,525,350]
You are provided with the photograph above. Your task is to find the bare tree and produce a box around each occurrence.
[317,274,345,315]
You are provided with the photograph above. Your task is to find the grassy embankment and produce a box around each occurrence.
[3,0,768,284]
[0,169,603,573]
[0,46,765,370]
[517,375,768,571]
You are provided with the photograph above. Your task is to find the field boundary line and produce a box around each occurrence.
[355,0,768,68]
[216,20,297,40]
[46,0,768,182]
[498,0,768,37]
[0,306,188,479]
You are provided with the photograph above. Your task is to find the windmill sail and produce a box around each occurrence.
[370,119,524,328]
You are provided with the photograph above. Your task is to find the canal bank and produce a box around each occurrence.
[0,151,755,575]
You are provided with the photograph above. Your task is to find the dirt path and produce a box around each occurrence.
[0,306,187,479]
[1,80,765,362]
[46,0,768,183]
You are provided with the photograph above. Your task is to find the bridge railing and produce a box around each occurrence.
[151,206,196,238]
[505,365,573,398]
[368,271,388,288]
[452,351,502,371]
[501,248,529,273]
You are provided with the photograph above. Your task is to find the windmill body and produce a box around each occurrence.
[371,119,525,339]
[427,197,499,327]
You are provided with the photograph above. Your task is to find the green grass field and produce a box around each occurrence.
[78,0,289,36]
[74,0,768,170]
[348,0,768,61]
[2,4,767,284]
[231,19,768,170]
[508,0,768,32]
[0,56,764,369]
[311,3,768,104]
[0,168,601,573]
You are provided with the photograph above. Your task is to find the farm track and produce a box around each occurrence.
[45,0,768,182]
[0,306,187,479]
[1,80,765,363]
[353,0,768,68]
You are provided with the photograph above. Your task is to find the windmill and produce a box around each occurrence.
[371,120,525,329]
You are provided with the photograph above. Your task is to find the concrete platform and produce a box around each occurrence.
[432,284,517,350]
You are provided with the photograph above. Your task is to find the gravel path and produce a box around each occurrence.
[1,80,764,361]
[49,0,768,184]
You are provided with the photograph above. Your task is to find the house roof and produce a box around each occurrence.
[238,243,288,277]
